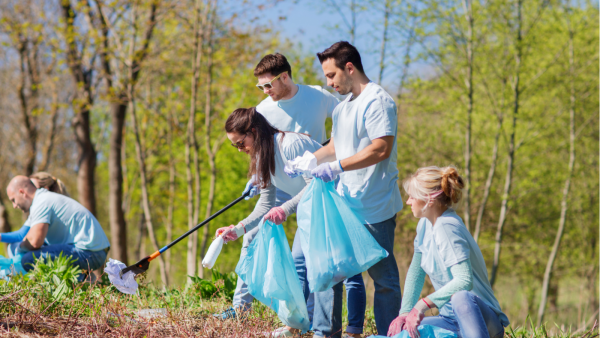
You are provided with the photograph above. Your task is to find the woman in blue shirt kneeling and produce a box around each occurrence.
[388,166,509,338]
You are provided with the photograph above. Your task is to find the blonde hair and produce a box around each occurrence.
[29,172,69,197]
[403,166,464,209]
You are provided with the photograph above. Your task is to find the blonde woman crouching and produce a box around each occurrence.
[387,166,509,338]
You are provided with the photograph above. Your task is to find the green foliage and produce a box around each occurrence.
[28,252,83,301]
[188,269,237,301]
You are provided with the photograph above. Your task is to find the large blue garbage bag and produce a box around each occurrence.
[235,219,310,332]
[296,179,388,293]
[369,324,458,338]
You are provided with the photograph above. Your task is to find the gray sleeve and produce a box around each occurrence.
[280,175,312,216]
[240,184,276,232]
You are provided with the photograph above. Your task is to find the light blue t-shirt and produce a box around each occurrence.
[28,189,110,251]
[331,82,403,224]
[272,132,323,196]
[257,84,339,143]
[414,210,510,326]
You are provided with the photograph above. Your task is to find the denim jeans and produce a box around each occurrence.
[420,291,505,338]
[313,215,401,337]
[21,244,108,279]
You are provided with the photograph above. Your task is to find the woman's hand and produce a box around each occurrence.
[387,313,408,336]
[264,207,288,224]
[216,224,245,243]
[405,307,424,338]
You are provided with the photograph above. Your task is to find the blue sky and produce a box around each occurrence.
[227,0,423,93]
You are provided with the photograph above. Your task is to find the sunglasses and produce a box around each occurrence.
[231,133,248,149]
[256,73,283,91]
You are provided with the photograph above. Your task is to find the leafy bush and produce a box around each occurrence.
[28,252,83,301]
[188,269,237,300]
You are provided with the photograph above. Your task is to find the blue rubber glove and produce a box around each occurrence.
[284,166,301,178]
[242,176,259,200]
[310,161,343,182]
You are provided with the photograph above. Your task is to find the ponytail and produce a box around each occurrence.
[29,172,70,197]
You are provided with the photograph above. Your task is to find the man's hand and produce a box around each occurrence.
[310,161,343,182]
[387,313,409,336]
[242,175,259,200]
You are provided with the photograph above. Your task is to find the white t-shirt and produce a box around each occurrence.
[28,189,110,251]
[332,82,403,224]
[256,84,339,143]
[414,210,510,326]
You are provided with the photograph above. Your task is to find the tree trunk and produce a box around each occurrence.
[377,0,391,84]
[0,195,11,234]
[109,99,129,264]
[462,0,474,233]
[199,7,218,271]
[537,16,576,325]
[489,0,522,288]
[99,0,157,265]
[130,96,169,286]
[38,87,60,172]
[61,1,97,215]
[73,107,97,215]
[474,117,502,242]
[186,0,208,281]
[17,39,38,176]
[166,110,175,275]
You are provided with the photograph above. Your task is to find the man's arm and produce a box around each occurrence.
[339,136,394,171]
[20,223,48,250]
[313,136,337,164]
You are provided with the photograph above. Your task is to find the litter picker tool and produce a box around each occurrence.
[119,190,251,277]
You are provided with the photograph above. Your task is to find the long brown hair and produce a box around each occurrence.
[225,107,281,189]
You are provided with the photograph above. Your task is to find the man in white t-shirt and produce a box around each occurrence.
[307,41,403,337]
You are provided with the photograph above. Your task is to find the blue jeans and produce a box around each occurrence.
[313,215,401,337]
[21,244,107,277]
[420,291,505,338]
[291,232,365,332]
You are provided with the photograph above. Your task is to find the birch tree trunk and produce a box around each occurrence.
[489,0,522,287]
[462,0,474,232]
[130,95,169,286]
[377,0,391,84]
[199,6,221,275]
[474,117,501,242]
[166,110,175,276]
[186,0,207,281]
[537,13,576,324]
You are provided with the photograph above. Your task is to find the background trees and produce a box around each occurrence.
[0,0,597,330]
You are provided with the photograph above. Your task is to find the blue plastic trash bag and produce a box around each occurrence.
[0,255,27,281]
[368,324,458,338]
[236,219,310,332]
[296,179,388,292]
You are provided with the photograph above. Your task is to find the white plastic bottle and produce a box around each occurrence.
[202,236,224,268]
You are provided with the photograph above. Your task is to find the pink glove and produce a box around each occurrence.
[216,224,245,244]
[387,313,408,336]
[405,308,425,338]
[264,207,287,224]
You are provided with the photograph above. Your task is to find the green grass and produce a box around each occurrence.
[0,256,597,337]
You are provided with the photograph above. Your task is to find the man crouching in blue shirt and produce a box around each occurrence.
[6,176,110,276]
